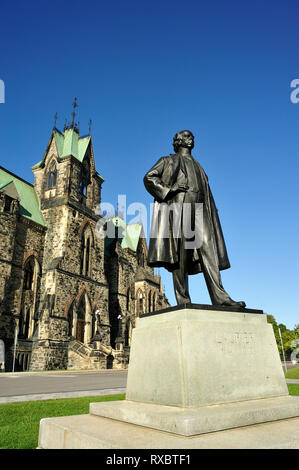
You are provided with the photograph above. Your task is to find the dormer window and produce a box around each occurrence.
[4,195,13,212]
[47,161,57,189]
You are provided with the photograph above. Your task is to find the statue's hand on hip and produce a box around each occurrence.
[170,183,189,195]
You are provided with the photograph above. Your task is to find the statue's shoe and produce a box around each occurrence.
[221,299,246,308]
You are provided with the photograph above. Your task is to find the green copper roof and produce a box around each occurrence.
[32,128,91,169]
[31,160,42,169]
[104,217,142,255]
[122,223,142,251]
[0,167,46,227]
[56,128,90,161]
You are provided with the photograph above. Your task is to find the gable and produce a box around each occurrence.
[0,167,46,227]
[0,180,20,200]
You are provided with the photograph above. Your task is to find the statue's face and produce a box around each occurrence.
[176,130,194,150]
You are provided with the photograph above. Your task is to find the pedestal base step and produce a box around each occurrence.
[90,395,299,436]
[38,410,299,449]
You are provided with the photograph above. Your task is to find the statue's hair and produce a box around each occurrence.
[173,130,194,152]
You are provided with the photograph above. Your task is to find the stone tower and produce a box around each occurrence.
[29,122,111,370]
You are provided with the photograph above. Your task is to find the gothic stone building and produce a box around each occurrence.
[0,124,169,371]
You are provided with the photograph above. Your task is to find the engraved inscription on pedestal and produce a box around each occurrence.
[215,331,255,355]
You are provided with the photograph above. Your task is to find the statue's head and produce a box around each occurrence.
[173,130,194,152]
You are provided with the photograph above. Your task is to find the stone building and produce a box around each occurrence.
[0,122,169,371]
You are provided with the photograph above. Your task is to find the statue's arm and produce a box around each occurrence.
[143,157,171,202]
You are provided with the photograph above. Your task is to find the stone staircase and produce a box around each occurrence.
[68,340,108,370]
[68,339,130,370]
[69,340,93,358]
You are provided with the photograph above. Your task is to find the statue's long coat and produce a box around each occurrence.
[143,153,231,275]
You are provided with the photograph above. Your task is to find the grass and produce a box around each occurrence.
[287,384,299,396]
[0,384,298,450]
[0,393,125,450]
[285,365,299,380]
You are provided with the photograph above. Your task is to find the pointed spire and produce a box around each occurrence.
[88,118,92,135]
[62,98,81,133]
[53,112,58,128]
[71,97,78,128]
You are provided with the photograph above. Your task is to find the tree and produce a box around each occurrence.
[267,315,299,359]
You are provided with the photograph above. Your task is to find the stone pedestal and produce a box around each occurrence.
[38,305,299,448]
[126,307,287,407]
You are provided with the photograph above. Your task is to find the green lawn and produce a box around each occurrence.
[0,393,125,450]
[0,385,298,450]
[285,365,299,379]
[287,384,299,396]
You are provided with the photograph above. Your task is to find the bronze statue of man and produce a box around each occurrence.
[144,130,246,308]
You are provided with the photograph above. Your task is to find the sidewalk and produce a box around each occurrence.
[0,388,126,404]
[0,369,127,377]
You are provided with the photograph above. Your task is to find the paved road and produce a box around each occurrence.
[0,366,297,404]
[0,370,128,403]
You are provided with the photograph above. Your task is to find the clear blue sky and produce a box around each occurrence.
[0,0,298,328]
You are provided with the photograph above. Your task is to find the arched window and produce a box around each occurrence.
[47,160,57,189]
[67,301,74,337]
[126,288,130,311]
[137,290,144,315]
[23,307,31,339]
[69,291,93,344]
[79,160,90,200]
[148,291,152,313]
[20,256,39,339]
[79,175,87,197]
[23,260,34,290]
[19,308,25,339]
[92,308,98,338]
[85,237,90,275]
[124,320,132,347]
[76,296,86,343]
[80,225,93,277]
[152,292,156,312]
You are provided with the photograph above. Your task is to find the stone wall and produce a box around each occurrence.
[30,339,69,371]
[0,192,18,324]
[0,195,45,346]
